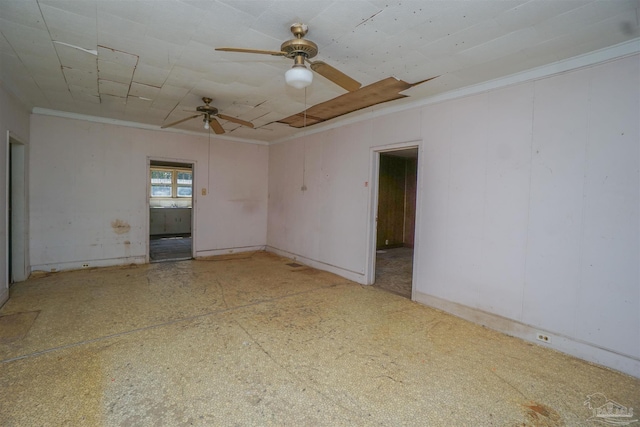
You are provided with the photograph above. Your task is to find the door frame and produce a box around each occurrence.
[365,140,422,299]
[5,132,29,288]
[146,157,197,262]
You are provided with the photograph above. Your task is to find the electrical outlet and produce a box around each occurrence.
[536,332,551,343]
[385,239,389,245]
[82,263,89,268]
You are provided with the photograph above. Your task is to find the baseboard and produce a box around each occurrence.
[413,290,640,378]
[266,246,367,284]
[30,255,147,274]
[195,245,266,258]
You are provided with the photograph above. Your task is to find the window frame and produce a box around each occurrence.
[150,167,193,199]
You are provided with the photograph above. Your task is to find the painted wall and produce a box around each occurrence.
[29,115,268,272]
[0,83,30,306]
[267,54,639,376]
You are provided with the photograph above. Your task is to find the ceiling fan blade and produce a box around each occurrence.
[216,47,287,56]
[217,114,254,128]
[161,114,201,129]
[209,118,225,134]
[309,61,361,92]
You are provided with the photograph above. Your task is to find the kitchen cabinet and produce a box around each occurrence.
[150,208,191,235]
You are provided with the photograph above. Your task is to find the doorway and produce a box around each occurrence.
[372,147,418,298]
[7,135,28,287]
[148,161,193,262]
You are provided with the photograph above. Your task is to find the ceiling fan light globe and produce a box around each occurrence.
[285,66,313,89]
[204,120,210,130]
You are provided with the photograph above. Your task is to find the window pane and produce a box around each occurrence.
[177,171,192,185]
[151,186,172,197]
[177,186,192,197]
[151,170,172,184]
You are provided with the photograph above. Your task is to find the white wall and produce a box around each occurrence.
[0,83,30,306]
[267,54,640,377]
[29,115,268,272]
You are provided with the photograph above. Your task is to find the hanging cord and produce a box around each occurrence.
[207,123,211,190]
[301,87,307,191]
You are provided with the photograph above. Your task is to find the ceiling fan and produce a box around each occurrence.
[216,23,361,91]
[161,97,254,134]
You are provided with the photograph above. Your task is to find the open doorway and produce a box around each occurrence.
[7,134,28,287]
[149,161,193,262]
[373,148,418,298]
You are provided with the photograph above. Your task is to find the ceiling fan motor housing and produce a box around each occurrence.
[281,24,317,59]
[196,98,219,115]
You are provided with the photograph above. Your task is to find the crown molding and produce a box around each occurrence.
[30,108,269,146]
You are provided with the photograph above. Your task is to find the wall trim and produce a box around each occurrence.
[31,255,147,275]
[196,245,267,258]
[266,246,367,285]
[413,290,640,379]
[31,109,269,146]
[271,38,640,145]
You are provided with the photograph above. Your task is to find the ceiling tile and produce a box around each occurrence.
[97,46,139,67]
[98,60,135,85]
[55,43,98,71]
[132,63,169,88]
[99,79,129,98]
[43,88,75,105]
[0,0,48,31]
[69,87,100,103]
[63,67,98,91]
[129,82,161,100]
[40,3,97,40]
[0,19,57,57]
[1,0,637,142]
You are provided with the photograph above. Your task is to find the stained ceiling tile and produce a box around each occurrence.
[132,63,169,88]
[63,67,98,91]
[98,79,129,98]
[98,60,135,85]
[55,43,98,71]
[97,46,138,67]
[125,95,153,109]
[307,1,384,46]
[129,82,160,100]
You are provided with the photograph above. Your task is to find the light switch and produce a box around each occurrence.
[201,188,207,196]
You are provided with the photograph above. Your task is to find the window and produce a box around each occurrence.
[150,167,192,198]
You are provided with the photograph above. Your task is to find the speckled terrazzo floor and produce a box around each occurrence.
[0,251,638,426]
